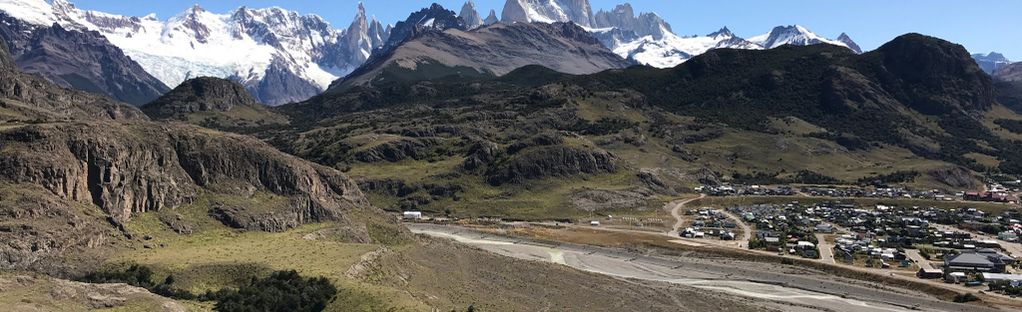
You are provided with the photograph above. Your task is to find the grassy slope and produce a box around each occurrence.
[109,198,427,311]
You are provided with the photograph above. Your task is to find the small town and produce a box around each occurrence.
[679,200,1022,295]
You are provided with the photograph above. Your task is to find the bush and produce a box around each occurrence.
[952,293,979,303]
[215,270,337,312]
[79,264,156,289]
[79,265,338,311]
[856,170,920,186]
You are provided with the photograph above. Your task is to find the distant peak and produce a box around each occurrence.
[190,3,205,13]
[613,3,634,14]
[51,0,74,9]
[707,26,733,38]
[356,1,366,16]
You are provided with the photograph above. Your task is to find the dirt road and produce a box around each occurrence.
[409,224,997,312]
[667,194,705,237]
[816,233,837,264]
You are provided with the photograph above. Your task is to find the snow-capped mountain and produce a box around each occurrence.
[592,3,670,39]
[596,27,762,68]
[383,3,466,51]
[502,0,595,27]
[0,10,169,105]
[972,52,1011,74]
[500,0,860,68]
[749,25,859,53]
[0,0,391,105]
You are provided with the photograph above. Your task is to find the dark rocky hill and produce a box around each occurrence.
[143,77,288,131]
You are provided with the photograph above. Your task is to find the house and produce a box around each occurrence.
[402,211,423,220]
[981,273,1022,284]
[946,272,968,283]
[917,268,943,279]
[944,251,1008,273]
[815,223,834,233]
[964,192,982,201]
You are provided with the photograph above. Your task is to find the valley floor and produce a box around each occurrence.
[408,224,1001,312]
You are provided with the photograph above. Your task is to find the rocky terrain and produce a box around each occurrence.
[0,39,386,277]
[328,18,633,92]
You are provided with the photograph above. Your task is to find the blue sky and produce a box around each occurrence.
[70,0,1022,60]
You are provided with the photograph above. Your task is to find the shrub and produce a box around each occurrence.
[214,270,337,312]
[952,293,979,303]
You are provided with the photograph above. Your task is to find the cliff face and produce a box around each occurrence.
[0,123,367,225]
[0,122,376,272]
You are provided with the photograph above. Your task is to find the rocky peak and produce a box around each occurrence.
[837,32,862,54]
[383,3,465,50]
[502,0,594,27]
[169,4,213,44]
[483,9,498,25]
[707,26,734,38]
[593,3,671,40]
[367,18,389,47]
[460,0,484,29]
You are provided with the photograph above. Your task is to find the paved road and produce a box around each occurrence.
[409,224,999,312]
[905,250,933,269]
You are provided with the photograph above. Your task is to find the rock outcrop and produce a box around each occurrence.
[486,145,618,185]
[353,137,442,163]
[0,123,368,225]
[143,77,260,118]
